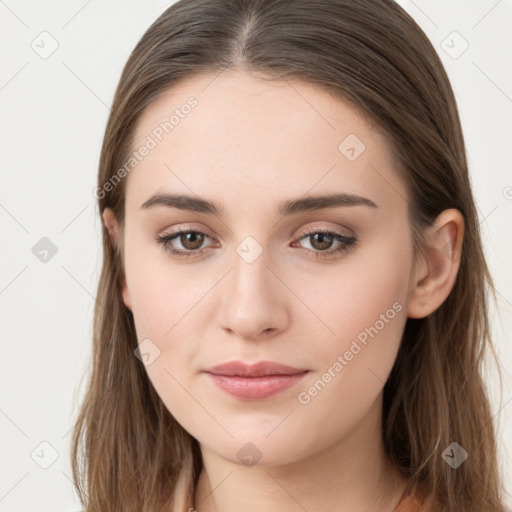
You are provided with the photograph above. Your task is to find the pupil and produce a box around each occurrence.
[183,232,203,249]
[313,233,332,249]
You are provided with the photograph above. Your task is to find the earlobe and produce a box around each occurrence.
[102,208,132,311]
[407,209,464,319]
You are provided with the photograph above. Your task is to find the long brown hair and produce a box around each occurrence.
[71,1,509,510]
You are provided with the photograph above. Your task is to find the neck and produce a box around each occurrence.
[193,394,408,512]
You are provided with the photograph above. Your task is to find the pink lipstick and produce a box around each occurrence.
[203,360,309,400]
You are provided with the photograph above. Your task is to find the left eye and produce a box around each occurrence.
[293,229,357,258]
[155,228,357,260]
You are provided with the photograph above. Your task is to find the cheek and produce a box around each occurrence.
[292,239,410,395]
[290,238,411,438]
[123,238,209,415]
[125,231,203,340]
[124,249,204,429]
[291,233,412,349]
[126,268,168,340]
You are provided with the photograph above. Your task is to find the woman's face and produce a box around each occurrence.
[117,70,417,465]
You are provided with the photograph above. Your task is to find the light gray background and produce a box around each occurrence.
[0,1,511,510]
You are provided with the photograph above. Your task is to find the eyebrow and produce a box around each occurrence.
[140,191,378,216]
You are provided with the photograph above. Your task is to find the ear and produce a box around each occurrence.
[407,208,464,319]
[102,207,132,311]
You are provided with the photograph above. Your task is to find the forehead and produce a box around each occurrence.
[125,70,406,218]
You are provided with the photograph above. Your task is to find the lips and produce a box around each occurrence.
[203,360,309,400]
[204,360,309,377]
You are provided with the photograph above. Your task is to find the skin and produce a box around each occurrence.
[103,70,464,512]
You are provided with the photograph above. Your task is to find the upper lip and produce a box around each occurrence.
[204,360,308,377]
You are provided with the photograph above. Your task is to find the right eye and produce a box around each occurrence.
[155,228,215,259]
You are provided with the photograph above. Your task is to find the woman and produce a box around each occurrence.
[72,1,509,511]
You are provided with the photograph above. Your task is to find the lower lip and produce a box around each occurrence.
[205,372,309,400]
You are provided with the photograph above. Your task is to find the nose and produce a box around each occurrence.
[217,249,289,341]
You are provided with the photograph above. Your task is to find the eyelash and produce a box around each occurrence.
[155,227,357,260]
